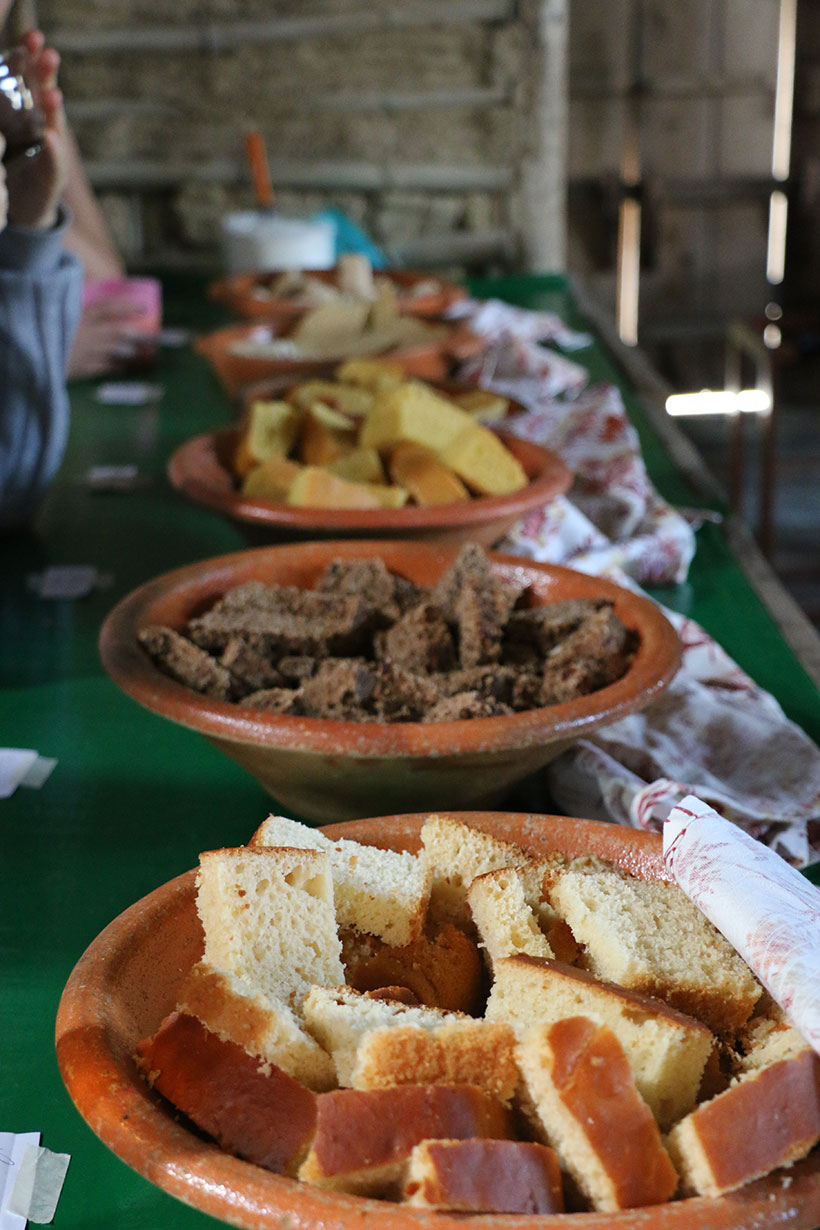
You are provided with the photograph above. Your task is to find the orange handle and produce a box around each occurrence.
[244,130,274,209]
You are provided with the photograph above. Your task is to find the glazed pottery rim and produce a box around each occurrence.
[209,267,468,318]
[54,811,820,1230]
[166,427,572,533]
[98,541,682,758]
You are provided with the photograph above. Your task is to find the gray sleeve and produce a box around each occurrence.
[0,207,84,529]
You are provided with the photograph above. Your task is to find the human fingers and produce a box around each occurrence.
[19,30,44,61]
[36,47,60,92]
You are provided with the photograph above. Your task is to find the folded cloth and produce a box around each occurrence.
[452,301,696,588]
[664,795,820,1055]
[450,298,820,866]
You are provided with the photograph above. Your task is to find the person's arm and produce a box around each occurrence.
[61,125,124,279]
[0,205,83,528]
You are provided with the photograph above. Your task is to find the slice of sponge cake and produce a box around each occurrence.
[486,955,714,1129]
[665,1046,820,1196]
[467,859,576,968]
[249,813,431,947]
[176,960,336,1091]
[419,814,531,926]
[196,846,343,1009]
[546,854,760,1035]
[517,1018,678,1211]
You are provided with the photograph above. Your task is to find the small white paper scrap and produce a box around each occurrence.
[84,465,148,493]
[31,566,99,600]
[159,326,191,347]
[95,382,164,406]
[0,1132,38,1230]
[19,757,56,790]
[0,751,37,800]
[7,1145,70,1225]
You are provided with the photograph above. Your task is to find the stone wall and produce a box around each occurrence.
[36,0,786,364]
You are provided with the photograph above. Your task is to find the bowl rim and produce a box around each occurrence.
[166,426,573,533]
[55,811,820,1230]
[98,540,682,758]
[209,266,469,319]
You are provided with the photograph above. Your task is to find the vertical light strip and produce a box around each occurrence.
[616,0,643,346]
[617,197,641,346]
[767,0,797,284]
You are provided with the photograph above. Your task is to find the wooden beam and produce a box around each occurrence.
[84,158,514,193]
[53,2,516,55]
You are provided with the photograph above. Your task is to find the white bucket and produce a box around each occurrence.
[220,211,336,274]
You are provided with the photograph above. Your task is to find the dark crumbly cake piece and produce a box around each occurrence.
[139,545,638,722]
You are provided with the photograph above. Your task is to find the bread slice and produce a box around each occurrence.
[341,921,485,1014]
[176,960,336,1091]
[485,955,714,1129]
[304,984,468,1083]
[547,855,760,1035]
[517,1018,678,1211]
[403,1139,564,1213]
[439,423,527,496]
[665,1047,820,1196]
[298,1083,515,1196]
[135,1011,317,1177]
[387,441,470,506]
[196,846,343,1009]
[467,859,576,968]
[419,814,531,926]
[249,813,431,947]
[360,382,473,453]
[304,984,517,1101]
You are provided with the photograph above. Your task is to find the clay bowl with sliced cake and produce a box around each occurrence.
[195,318,484,399]
[209,266,467,325]
[98,539,682,823]
[56,810,820,1230]
[168,371,564,548]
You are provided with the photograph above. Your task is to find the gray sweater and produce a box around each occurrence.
[0,207,83,528]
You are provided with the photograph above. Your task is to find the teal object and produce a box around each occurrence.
[314,207,387,267]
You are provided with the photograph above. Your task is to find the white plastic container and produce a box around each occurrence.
[220,211,336,274]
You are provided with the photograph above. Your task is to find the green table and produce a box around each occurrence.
[1,274,818,1228]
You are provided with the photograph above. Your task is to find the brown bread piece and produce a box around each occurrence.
[666,1047,820,1196]
[342,923,485,1014]
[517,1017,678,1212]
[135,1011,317,1176]
[403,1139,564,1214]
[138,625,233,699]
[298,1083,516,1196]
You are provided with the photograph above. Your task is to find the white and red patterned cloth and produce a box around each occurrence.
[664,796,820,1055]
[452,299,820,867]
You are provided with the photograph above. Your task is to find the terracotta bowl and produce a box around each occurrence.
[195,321,485,399]
[55,811,820,1230]
[209,267,468,324]
[167,427,571,548]
[98,541,681,823]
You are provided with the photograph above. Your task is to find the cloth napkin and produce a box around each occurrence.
[452,299,820,866]
[664,796,820,1055]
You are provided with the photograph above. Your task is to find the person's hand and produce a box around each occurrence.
[4,31,69,229]
[67,297,150,380]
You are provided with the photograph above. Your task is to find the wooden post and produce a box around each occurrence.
[518,0,569,273]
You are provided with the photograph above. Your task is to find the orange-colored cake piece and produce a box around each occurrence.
[666,1047,820,1196]
[403,1139,564,1214]
[341,922,485,1014]
[517,1017,678,1212]
[135,1011,317,1176]
[388,442,470,506]
[298,1083,516,1196]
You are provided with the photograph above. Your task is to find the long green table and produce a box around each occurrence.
[1,274,818,1229]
